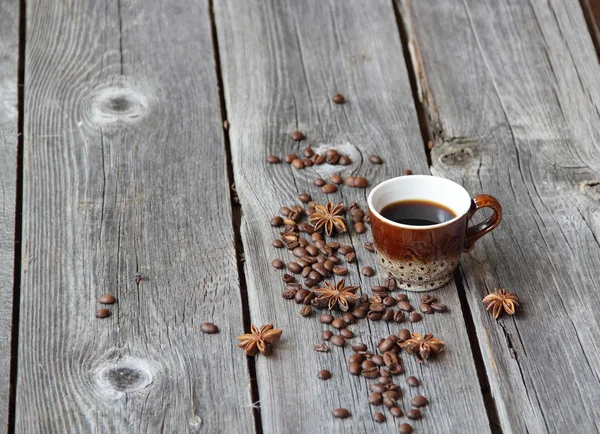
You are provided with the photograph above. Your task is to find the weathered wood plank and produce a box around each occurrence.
[0,0,19,430]
[401,0,600,432]
[216,0,490,432]
[17,0,254,431]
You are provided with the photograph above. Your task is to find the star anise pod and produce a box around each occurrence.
[314,279,359,311]
[482,288,519,318]
[400,332,445,362]
[237,324,282,356]
[309,202,346,236]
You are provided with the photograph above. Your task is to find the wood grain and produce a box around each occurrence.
[17,0,253,431]
[0,0,19,430]
[401,0,600,432]
[215,0,490,432]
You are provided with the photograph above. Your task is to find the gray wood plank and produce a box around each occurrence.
[17,0,254,431]
[216,0,490,432]
[0,0,19,430]
[400,0,600,432]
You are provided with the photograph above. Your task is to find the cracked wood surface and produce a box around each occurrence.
[216,0,489,432]
[401,0,600,432]
[0,0,18,430]
[16,0,253,431]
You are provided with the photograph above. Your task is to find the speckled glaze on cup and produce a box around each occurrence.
[368,175,502,291]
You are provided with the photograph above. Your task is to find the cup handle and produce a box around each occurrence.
[463,194,502,252]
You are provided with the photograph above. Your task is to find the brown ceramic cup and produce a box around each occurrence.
[368,175,502,291]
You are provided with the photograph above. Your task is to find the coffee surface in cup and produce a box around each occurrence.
[380,199,456,226]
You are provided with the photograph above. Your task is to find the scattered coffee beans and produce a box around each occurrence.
[398,329,411,342]
[272,259,285,269]
[332,93,346,104]
[354,177,368,188]
[200,322,219,334]
[340,329,354,339]
[330,335,346,347]
[266,155,280,164]
[406,409,422,420]
[352,343,367,352]
[322,330,333,341]
[284,153,297,164]
[95,308,110,319]
[300,305,313,317]
[411,395,428,408]
[431,302,448,313]
[390,407,403,418]
[368,392,383,405]
[98,294,116,304]
[406,376,420,387]
[290,131,305,141]
[348,362,362,375]
[270,216,284,227]
[361,266,374,277]
[408,312,422,323]
[398,301,413,312]
[313,178,326,187]
[313,343,330,353]
[421,294,435,304]
[332,408,350,419]
[331,175,343,184]
[398,423,414,433]
[321,183,337,194]
[320,313,334,324]
[420,303,434,314]
[272,239,284,248]
[292,159,305,169]
[373,412,386,423]
[318,369,332,380]
[298,193,312,203]
[331,319,346,329]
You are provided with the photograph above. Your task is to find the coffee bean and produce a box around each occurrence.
[383,390,400,401]
[342,313,356,324]
[282,289,296,299]
[200,322,219,334]
[353,177,368,188]
[354,222,367,234]
[378,376,392,385]
[340,329,354,339]
[272,239,284,248]
[326,154,339,164]
[411,395,428,408]
[98,294,116,304]
[368,311,383,321]
[373,412,386,423]
[298,193,312,203]
[351,307,367,319]
[348,355,364,367]
[368,384,385,394]
[312,232,323,242]
[406,409,421,420]
[332,319,346,329]
[349,208,364,221]
[344,176,356,187]
[284,153,297,164]
[398,301,413,312]
[318,369,332,380]
[380,310,393,322]
[295,289,309,304]
[398,329,411,342]
[361,266,374,277]
[369,155,383,164]
[345,252,356,263]
[408,312,422,322]
[335,245,350,255]
[384,278,397,290]
[288,262,303,274]
[332,93,346,104]
[292,159,305,169]
[329,266,347,277]
[371,355,384,366]
[322,330,333,341]
[393,310,405,322]
[95,308,110,318]
[431,302,448,313]
[300,305,313,317]
[388,363,404,375]
[420,303,434,314]
[383,351,399,367]
[266,155,280,164]
[332,408,350,419]
[270,216,284,227]
[368,392,383,405]
[303,146,314,158]
[364,241,375,252]
[325,149,339,158]
[282,273,296,283]
[396,295,408,303]
[313,343,330,353]
[301,266,311,278]
[383,397,396,409]
[320,313,334,324]
[322,260,334,272]
[382,296,395,307]
[272,259,285,269]
[308,271,322,282]
[421,294,435,304]
[348,362,362,375]
[314,154,325,165]
[362,367,380,378]
[290,131,305,141]
[361,360,375,370]
[404,169,413,175]
[292,247,308,258]
[369,303,386,313]
[390,407,403,418]
[406,376,420,387]
[313,178,326,187]
[321,183,337,194]
[398,423,414,433]
[303,292,315,305]
[339,155,351,166]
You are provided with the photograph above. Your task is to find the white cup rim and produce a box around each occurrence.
[367,175,471,230]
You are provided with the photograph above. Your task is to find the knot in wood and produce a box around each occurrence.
[88,86,149,125]
[579,180,600,200]
[439,147,474,167]
[98,359,154,393]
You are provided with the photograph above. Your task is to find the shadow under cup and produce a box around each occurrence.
[368,175,501,292]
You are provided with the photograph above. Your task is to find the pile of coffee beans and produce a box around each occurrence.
[419,294,448,315]
[266,146,356,170]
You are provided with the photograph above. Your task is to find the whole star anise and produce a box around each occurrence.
[309,202,346,236]
[482,288,519,318]
[314,279,359,311]
[237,324,282,356]
[400,332,445,362]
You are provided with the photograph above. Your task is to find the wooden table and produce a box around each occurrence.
[1,0,600,432]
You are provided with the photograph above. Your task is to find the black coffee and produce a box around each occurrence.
[380,199,456,226]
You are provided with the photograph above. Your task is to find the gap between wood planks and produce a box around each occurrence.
[208,1,263,433]
[391,2,502,433]
[8,0,26,432]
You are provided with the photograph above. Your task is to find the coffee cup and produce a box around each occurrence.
[367,175,502,291]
